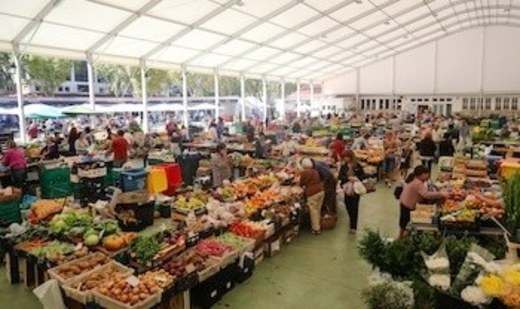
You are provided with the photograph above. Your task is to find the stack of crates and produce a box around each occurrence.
[39,167,72,199]
[0,189,22,227]
[120,168,148,192]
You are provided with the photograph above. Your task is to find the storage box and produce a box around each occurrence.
[217,262,237,295]
[234,254,255,283]
[264,236,282,258]
[120,168,148,192]
[94,288,162,309]
[190,274,221,308]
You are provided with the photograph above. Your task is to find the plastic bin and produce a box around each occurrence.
[191,274,221,309]
[39,167,72,198]
[0,198,22,227]
[120,168,148,192]
[147,167,168,194]
[116,201,155,232]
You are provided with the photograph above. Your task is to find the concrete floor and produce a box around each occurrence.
[0,184,398,309]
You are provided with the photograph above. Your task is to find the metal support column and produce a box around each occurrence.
[182,65,189,130]
[140,60,148,133]
[240,74,245,121]
[262,77,267,127]
[214,68,219,119]
[355,68,360,111]
[13,46,26,143]
[86,53,96,111]
[309,81,314,115]
[296,81,301,118]
[280,79,285,121]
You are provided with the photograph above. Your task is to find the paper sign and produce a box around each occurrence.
[272,240,280,252]
[186,264,196,273]
[211,290,218,298]
[126,275,140,287]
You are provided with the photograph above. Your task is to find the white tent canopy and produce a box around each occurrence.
[1,0,518,81]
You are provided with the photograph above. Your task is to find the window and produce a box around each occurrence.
[35,85,40,91]
[418,98,423,102]
[424,98,429,102]
[447,98,452,102]
[65,87,70,92]
[440,98,445,102]
[504,98,510,110]
[411,98,416,102]
[78,85,89,92]
[512,98,518,111]
[495,98,502,110]
[360,99,365,110]
[462,98,468,110]
[58,87,63,92]
[379,100,383,110]
[470,98,476,110]
[478,98,484,110]
[485,98,491,110]
[74,61,88,82]
[385,99,389,109]
[433,98,438,102]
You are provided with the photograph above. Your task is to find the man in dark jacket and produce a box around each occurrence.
[311,159,337,214]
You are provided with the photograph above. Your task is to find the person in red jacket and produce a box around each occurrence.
[111,130,129,168]
[329,133,346,163]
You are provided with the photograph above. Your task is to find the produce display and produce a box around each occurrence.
[31,240,87,263]
[67,262,132,292]
[51,253,110,280]
[229,221,265,239]
[162,250,207,277]
[195,239,234,258]
[128,235,162,264]
[96,274,162,306]
[138,270,174,289]
[29,199,63,222]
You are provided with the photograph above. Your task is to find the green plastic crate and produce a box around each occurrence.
[148,158,164,166]
[0,198,22,225]
[104,170,121,187]
[39,167,72,198]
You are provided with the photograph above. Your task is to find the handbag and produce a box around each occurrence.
[353,180,367,196]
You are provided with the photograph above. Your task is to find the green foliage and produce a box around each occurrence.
[95,64,132,97]
[505,173,520,239]
[0,52,15,95]
[471,127,495,143]
[25,55,72,96]
[361,280,414,309]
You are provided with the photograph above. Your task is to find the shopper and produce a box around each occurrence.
[338,150,365,234]
[418,133,436,171]
[28,122,38,140]
[399,165,447,238]
[211,143,232,187]
[75,132,90,156]
[68,126,80,155]
[216,117,225,139]
[111,130,130,168]
[329,133,346,163]
[431,124,444,161]
[41,137,60,160]
[311,159,337,214]
[208,122,219,142]
[300,158,325,235]
[383,131,398,187]
[399,141,413,179]
[2,140,27,189]
[254,132,269,159]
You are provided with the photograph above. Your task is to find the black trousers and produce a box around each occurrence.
[345,194,360,230]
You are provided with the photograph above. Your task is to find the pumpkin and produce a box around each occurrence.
[103,235,126,251]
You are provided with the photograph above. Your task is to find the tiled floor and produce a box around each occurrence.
[0,184,399,308]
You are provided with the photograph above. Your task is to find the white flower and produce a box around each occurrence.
[484,262,503,274]
[425,257,450,271]
[461,286,490,305]
[367,268,392,285]
[467,252,488,267]
[428,274,451,291]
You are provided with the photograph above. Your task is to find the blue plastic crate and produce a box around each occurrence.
[120,168,148,192]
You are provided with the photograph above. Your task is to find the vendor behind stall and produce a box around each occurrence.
[111,130,130,168]
[2,139,27,188]
[40,137,60,160]
[211,143,232,187]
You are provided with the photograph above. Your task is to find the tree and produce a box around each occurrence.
[0,52,15,95]
[25,55,72,96]
[132,68,170,97]
[96,64,133,97]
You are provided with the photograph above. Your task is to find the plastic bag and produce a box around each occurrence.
[451,244,495,295]
[33,279,66,309]
[422,243,451,291]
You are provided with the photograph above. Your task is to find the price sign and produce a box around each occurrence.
[126,275,140,287]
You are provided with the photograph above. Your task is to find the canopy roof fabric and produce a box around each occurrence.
[61,104,102,115]
[0,0,518,80]
[24,103,64,118]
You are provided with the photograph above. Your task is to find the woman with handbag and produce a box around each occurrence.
[338,150,366,234]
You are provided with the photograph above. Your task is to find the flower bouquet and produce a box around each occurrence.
[362,269,414,309]
[422,242,451,291]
